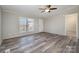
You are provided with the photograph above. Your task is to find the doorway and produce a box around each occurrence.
[65,13,78,39]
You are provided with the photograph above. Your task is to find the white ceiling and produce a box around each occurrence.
[0,5,79,19]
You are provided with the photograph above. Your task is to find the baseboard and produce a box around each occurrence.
[2,32,38,40]
[44,31,66,36]
[2,32,40,40]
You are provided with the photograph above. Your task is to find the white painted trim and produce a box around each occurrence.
[64,15,67,36]
[74,13,78,39]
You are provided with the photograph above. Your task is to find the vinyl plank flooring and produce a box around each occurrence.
[0,32,77,53]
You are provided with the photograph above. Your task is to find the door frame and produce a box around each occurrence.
[65,13,78,40]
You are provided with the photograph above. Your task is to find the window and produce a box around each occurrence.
[19,17,34,33]
[27,18,34,32]
[19,17,27,32]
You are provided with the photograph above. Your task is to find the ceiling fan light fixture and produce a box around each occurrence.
[39,5,57,13]
[45,9,50,12]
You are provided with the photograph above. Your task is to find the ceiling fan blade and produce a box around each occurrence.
[50,8,57,10]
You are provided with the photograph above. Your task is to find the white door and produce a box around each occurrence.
[65,13,78,39]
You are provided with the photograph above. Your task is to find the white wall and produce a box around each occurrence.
[0,7,2,45]
[44,15,65,35]
[38,19,44,32]
[2,11,18,39]
[2,11,44,39]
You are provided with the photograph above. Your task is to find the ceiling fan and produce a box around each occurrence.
[39,5,57,13]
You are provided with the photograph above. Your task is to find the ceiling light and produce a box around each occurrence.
[45,9,49,12]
